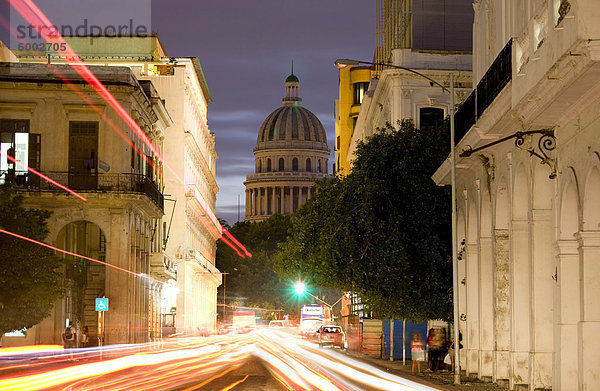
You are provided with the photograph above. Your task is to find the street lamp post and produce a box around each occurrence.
[334,59,461,384]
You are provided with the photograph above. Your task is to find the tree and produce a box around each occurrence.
[216,214,299,317]
[0,186,63,335]
[277,120,452,322]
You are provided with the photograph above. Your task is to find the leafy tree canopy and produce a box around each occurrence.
[277,120,452,322]
[0,186,63,335]
[216,214,302,318]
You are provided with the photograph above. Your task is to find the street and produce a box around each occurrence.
[0,329,437,391]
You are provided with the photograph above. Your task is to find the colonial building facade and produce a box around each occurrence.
[244,73,330,222]
[433,1,600,389]
[7,35,222,339]
[0,62,169,345]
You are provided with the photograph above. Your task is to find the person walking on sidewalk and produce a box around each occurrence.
[425,328,447,372]
[410,332,425,376]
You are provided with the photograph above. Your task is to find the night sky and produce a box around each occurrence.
[150,1,375,225]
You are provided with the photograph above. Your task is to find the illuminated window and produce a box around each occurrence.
[353,82,370,105]
[0,119,34,185]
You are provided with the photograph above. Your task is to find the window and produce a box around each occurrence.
[419,107,444,130]
[292,158,298,171]
[279,158,285,171]
[317,159,322,172]
[353,82,370,105]
[0,119,37,185]
[267,158,272,172]
[257,160,262,173]
[306,158,311,172]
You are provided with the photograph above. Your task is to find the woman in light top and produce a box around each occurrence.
[410,332,425,376]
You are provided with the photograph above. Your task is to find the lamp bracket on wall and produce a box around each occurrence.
[460,129,556,179]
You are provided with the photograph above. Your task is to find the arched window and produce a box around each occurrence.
[292,158,298,171]
[257,160,262,173]
[317,159,322,172]
[267,158,272,172]
[279,158,285,171]
[306,158,311,172]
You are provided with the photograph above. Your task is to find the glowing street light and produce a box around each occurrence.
[294,281,306,295]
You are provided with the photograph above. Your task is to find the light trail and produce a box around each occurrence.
[0,228,162,284]
[7,0,252,258]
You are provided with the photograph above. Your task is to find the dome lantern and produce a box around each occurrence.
[283,62,301,104]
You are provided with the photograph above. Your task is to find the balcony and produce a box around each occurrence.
[2,171,164,210]
[454,39,512,145]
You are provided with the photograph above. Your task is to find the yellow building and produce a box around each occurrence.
[334,66,371,176]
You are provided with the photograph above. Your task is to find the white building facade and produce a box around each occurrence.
[144,57,221,335]
[433,1,600,389]
[349,49,472,161]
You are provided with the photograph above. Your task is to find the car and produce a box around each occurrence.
[268,320,285,328]
[316,325,346,349]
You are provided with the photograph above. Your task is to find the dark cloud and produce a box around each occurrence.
[151,0,374,222]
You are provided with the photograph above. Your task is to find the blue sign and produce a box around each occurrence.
[95,298,109,311]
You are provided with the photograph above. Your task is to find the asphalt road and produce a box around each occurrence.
[0,329,440,390]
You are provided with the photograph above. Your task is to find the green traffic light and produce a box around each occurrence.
[294,281,305,295]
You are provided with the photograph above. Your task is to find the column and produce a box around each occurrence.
[271,187,276,215]
[530,209,553,389]
[494,228,510,382]
[261,188,267,215]
[555,239,580,390]
[288,186,293,213]
[281,186,284,214]
[245,190,250,217]
[577,231,600,389]
[106,208,130,345]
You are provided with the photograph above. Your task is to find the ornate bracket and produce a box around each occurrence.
[460,129,557,179]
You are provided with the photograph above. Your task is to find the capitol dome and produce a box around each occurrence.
[244,71,330,222]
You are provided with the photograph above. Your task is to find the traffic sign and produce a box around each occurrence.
[95,298,108,311]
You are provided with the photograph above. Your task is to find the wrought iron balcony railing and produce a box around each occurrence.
[454,39,513,145]
[1,170,164,210]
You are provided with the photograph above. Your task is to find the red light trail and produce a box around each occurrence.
[3,154,88,201]
[0,228,161,284]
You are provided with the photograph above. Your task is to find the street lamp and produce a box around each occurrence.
[334,58,461,385]
[294,281,344,313]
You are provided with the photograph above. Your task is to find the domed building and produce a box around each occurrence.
[244,72,330,222]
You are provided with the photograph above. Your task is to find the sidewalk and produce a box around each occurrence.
[344,351,505,390]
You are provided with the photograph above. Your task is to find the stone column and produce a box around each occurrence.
[577,231,600,389]
[106,208,130,345]
[245,190,250,217]
[261,188,267,215]
[554,239,580,390]
[494,228,510,383]
[271,187,276,215]
[280,187,284,214]
[288,186,293,213]
[530,209,553,389]
[511,219,531,387]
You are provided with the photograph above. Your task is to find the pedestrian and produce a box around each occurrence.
[410,332,425,376]
[448,330,463,374]
[425,328,447,372]
[81,325,89,348]
[62,321,77,360]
